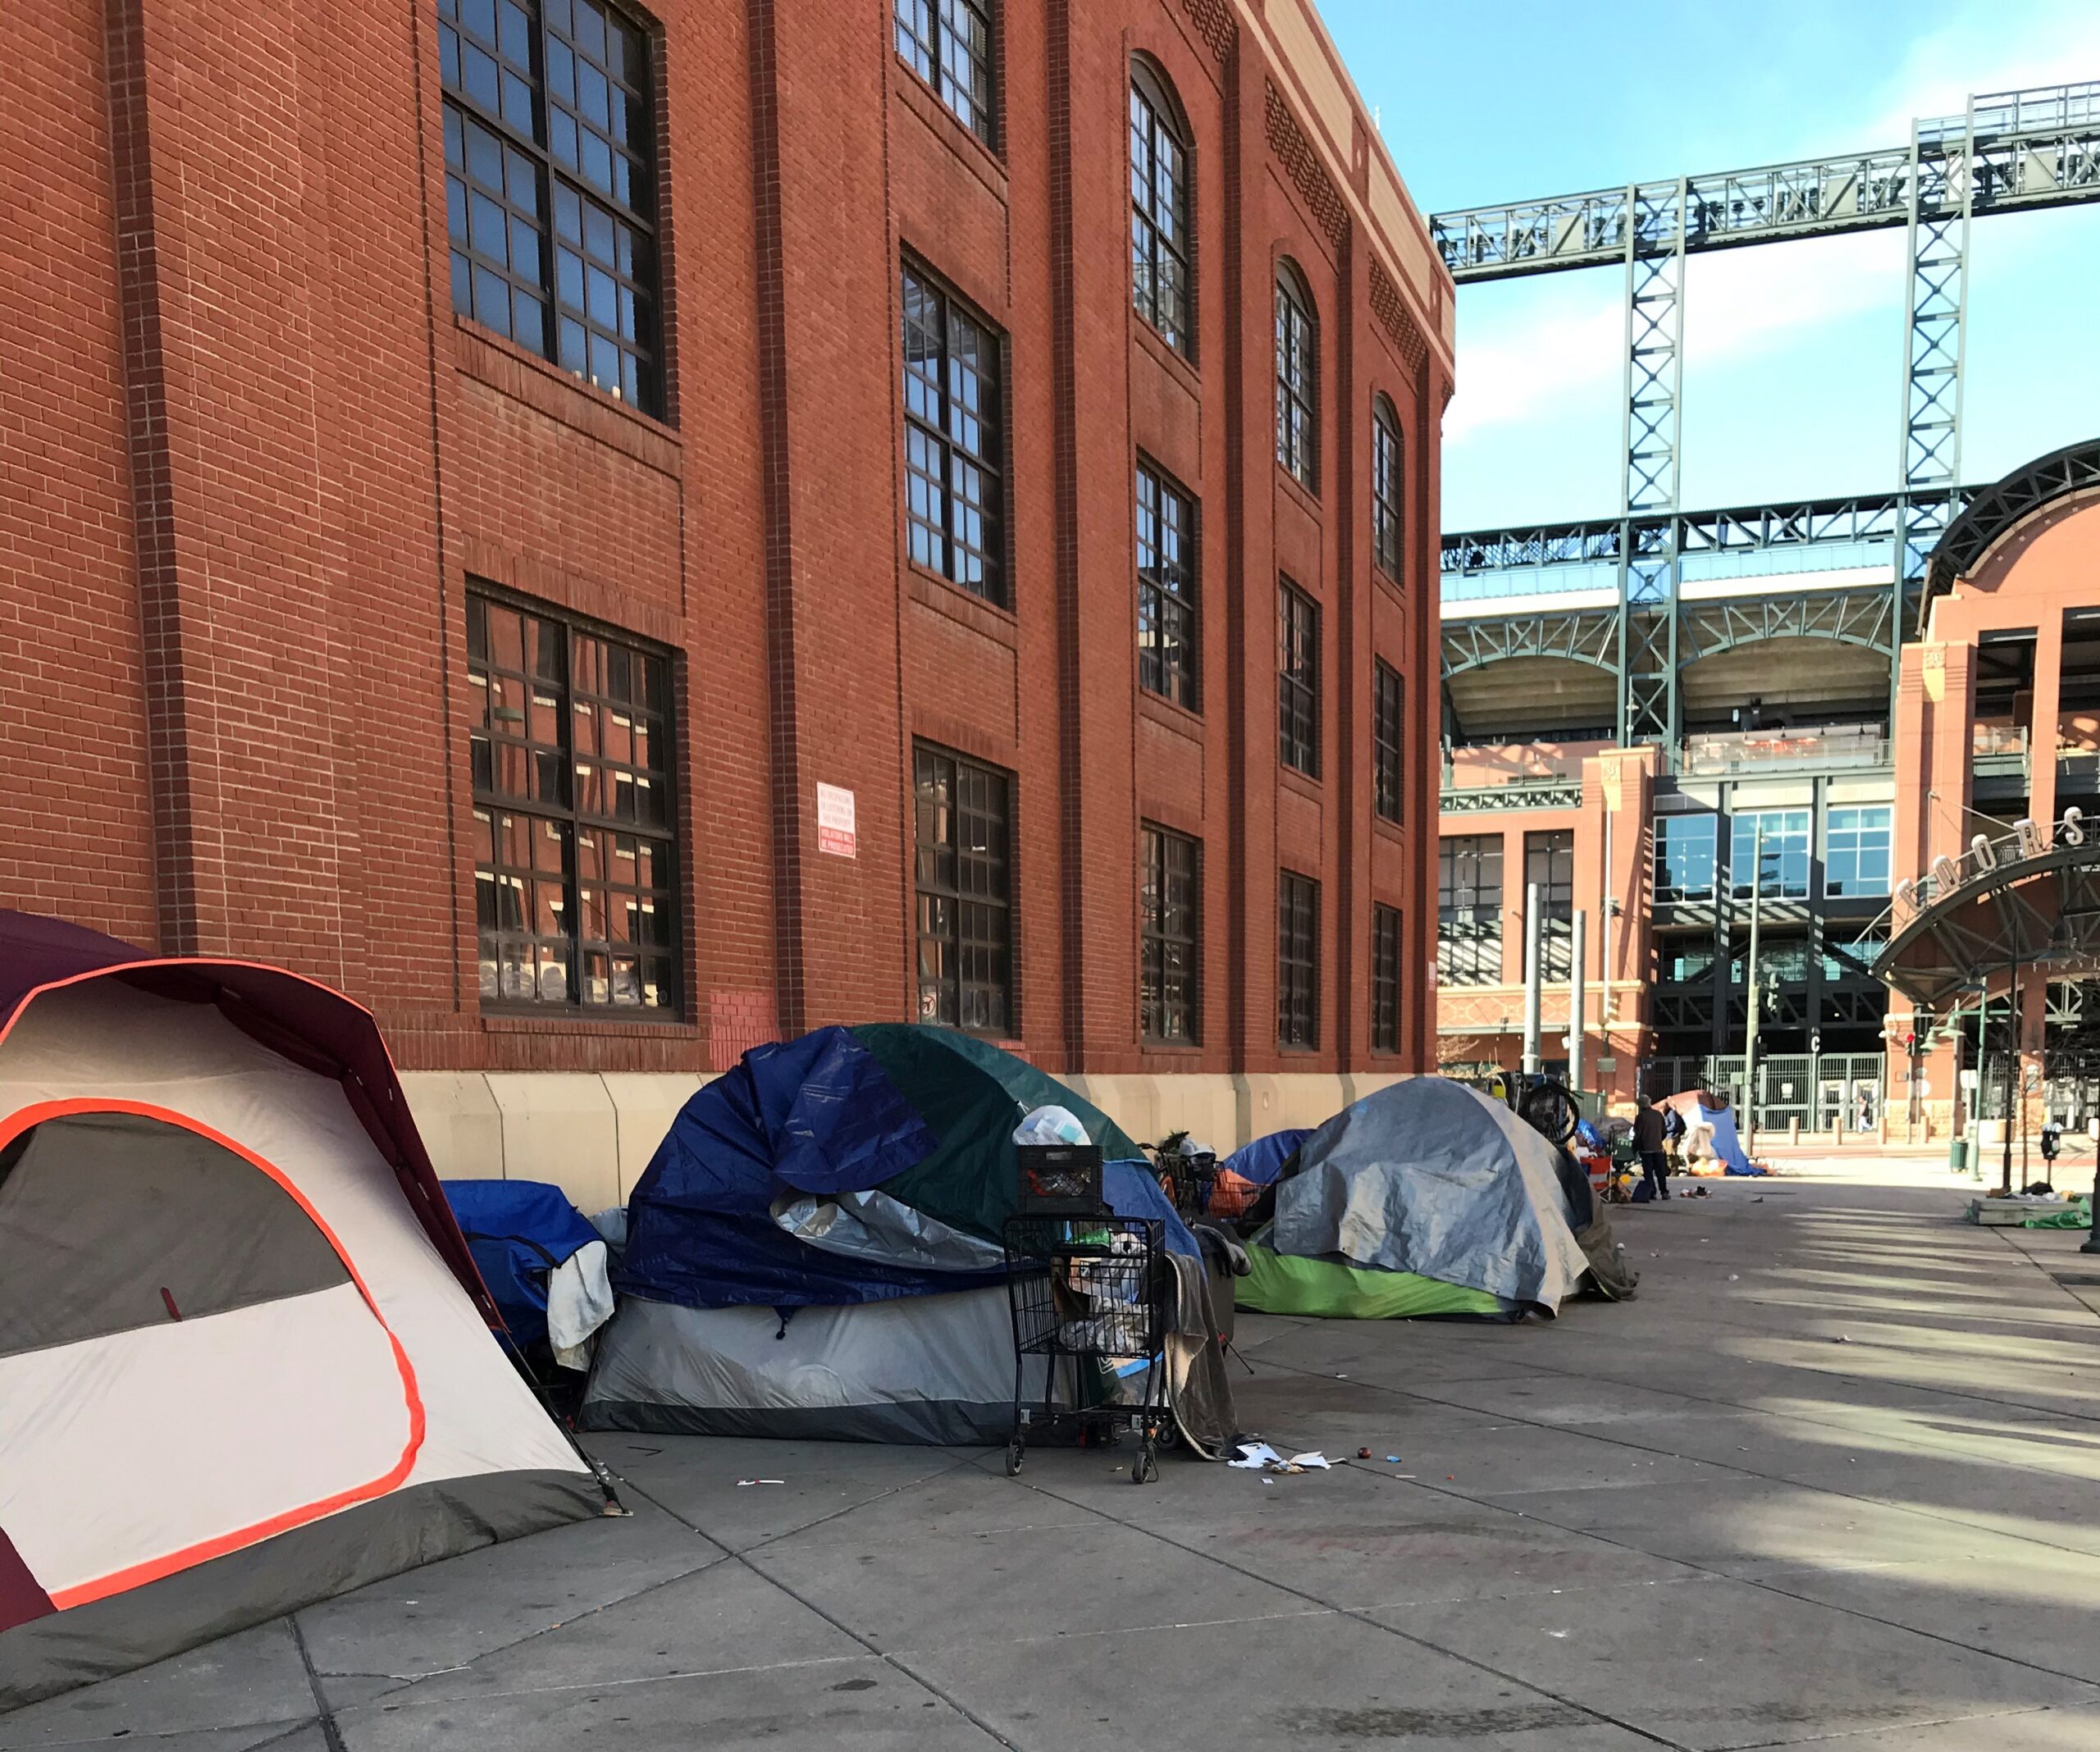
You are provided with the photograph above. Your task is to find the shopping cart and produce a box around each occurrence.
[1001,1212,1172,1485]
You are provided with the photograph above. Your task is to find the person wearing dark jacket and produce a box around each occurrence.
[1632,1096,1671,1202]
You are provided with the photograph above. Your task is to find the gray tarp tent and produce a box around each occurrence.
[1264,1077,1630,1315]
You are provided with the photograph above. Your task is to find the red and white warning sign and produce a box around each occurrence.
[816,782,857,859]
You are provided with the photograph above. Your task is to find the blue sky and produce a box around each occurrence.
[1319,0,2100,531]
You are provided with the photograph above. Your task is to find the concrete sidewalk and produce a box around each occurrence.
[10,1173,2100,1750]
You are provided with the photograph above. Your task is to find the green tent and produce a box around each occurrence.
[852,1024,1143,1241]
[1239,1244,1513,1319]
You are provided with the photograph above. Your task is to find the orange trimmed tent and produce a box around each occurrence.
[0,911,605,1706]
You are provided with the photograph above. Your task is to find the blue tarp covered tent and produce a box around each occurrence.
[585,1024,1199,1442]
[443,1179,602,1349]
[1664,1092,1764,1175]
[1221,1129,1312,1188]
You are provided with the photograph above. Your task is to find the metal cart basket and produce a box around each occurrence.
[1001,1214,1172,1484]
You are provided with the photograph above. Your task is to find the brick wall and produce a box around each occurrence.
[2,0,1452,1081]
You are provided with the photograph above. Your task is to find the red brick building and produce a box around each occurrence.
[3,0,1451,1189]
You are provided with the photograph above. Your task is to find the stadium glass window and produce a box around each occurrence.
[468,588,678,1012]
[1372,395,1404,578]
[902,263,1007,605]
[1136,463,1198,710]
[1438,833,1503,987]
[914,743,1013,1034]
[1372,903,1403,1054]
[1525,829,1574,982]
[894,0,994,144]
[1372,659,1404,824]
[1825,805,1892,897]
[1140,825,1200,1044]
[1130,62,1191,355]
[1730,808,1810,900]
[1822,929,1886,983]
[440,0,662,415]
[1274,262,1317,489]
[1277,869,1320,1050]
[1278,579,1320,778]
[1654,813,1717,903]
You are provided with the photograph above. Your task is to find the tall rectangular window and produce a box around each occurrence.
[1136,463,1198,710]
[1372,396,1404,578]
[1826,805,1892,897]
[915,744,1013,1034]
[1278,579,1320,777]
[1730,808,1810,900]
[441,0,661,414]
[1130,64,1191,354]
[468,589,678,1011]
[1372,659,1404,824]
[1371,903,1402,1054]
[895,0,994,144]
[902,264,1006,605]
[1438,833,1503,986]
[1654,813,1717,903]
[1278,869,1320,1049]
[1525,829,1575,982]
[1140,825,1200,1043]
[1275,267,1317,489]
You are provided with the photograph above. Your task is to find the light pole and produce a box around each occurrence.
[1743,819,1765,1158]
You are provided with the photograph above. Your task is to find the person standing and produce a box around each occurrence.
[1632,1094,1671,1202]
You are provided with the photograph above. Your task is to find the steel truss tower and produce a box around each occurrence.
[1432,81,2100,752]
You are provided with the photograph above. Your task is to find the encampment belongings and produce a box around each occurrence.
[1002,1215,1173,1483]
[444,1179,616,1371]
[1238,1077,1636,1321]
[582,1025,1236,1447]
[1660,1091,1765,1175]
[1208,1128,1313,1220]
[1970,1193,2081,1227]
[1016,1143,1105,1215]
[0,910,607,1709]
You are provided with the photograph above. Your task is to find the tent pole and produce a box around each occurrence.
[1522,882,1543,1077]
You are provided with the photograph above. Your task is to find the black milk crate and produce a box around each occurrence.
[1015,1143,1104,1215]
[1000,1215,1173,1485]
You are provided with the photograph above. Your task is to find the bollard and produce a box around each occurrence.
[1788,1117,1800,1146]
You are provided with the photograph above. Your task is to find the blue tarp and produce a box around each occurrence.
[617,1025,1194,1311]
[1221,1128,1312,1189]
[444,1179,600,1348]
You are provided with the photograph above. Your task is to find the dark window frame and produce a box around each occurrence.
[1371,903,1403,1055]
[1140,824,1201,1045]
[1129,59,1192,357]
[1372,658,1404,824]
[1654,812,1718,904]
[913,741,1015,1036]
[1525,828,1575,983]
[440,0,664,417]
[1136,459,1199,711]
[1438,833,1504,988]
[894,0,996,146]
[1372,393,1404,578]
[468,584,681,1016]
[1278,578,1321,778]
[1277,869,1321,1051]
[1275,262,1317,490]
[902,261,1007,606]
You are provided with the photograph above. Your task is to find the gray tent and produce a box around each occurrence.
[1245,1078,1633,1318]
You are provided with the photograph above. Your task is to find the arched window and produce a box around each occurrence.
[1275,263,1317,489]
[1372,394,1404,577]
[1130,60,1191,355]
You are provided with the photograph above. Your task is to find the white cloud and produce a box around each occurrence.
[1443,0,2100,456]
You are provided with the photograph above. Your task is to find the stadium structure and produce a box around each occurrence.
[1431,83,2100,1148]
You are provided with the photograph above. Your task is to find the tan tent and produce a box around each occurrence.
[0,911,605,1706]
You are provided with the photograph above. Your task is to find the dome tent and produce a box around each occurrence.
[582,1024,1220,1444]
[1239,1077,1631,1320]
[0,911,605,1709]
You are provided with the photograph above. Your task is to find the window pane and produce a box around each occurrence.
[469,586,678,1015]
[901,265,1007,605]
[895,0,993,144]
[915,744,1012,1034]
